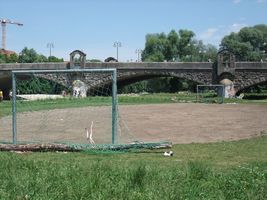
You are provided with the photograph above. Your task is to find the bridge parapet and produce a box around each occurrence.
[0,62,67,70]
[85,62,213,70]
[235,62,267,70]
[1,62,267,71]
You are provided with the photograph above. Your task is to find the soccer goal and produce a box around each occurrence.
[9,68,118,146]
[196,84,225,104]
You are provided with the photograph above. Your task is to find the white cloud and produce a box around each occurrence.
[199,28,218,40]
[228,23,247,33]
[199,28,221,46]
[198,23,248,46]
[233,0,242,4]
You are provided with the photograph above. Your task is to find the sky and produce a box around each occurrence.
[1,0,267,61]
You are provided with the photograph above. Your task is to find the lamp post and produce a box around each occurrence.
[199,50,206,62]
[263,42,267,61]
[135,49,142,62]
[113,41,121,61]
[47,42,54,57]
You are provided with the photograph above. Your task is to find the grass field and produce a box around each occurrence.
[0,135,266,199]
[0,93,267,199]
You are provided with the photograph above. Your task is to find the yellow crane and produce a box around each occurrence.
[0,19,23,50]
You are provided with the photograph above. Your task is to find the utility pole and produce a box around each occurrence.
[0,19,23,50]
[47,42,54,57]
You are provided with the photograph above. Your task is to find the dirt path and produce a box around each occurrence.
[1,103,267,144]
[119,103,267,143]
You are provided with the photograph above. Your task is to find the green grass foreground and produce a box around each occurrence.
[0,136,266,199]
[1,93,267,117]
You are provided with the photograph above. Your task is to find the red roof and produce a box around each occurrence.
[0,49,16,56]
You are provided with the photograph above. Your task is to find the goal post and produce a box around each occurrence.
[196,84,225,104]
[11,68,118,145]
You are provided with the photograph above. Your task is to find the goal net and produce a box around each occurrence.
[196,84,225,104]
[0,68,172,151]
[5,69,119,146]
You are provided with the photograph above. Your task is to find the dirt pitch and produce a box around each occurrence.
[0,103,267,144]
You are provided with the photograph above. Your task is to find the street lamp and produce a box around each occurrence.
[263,42,267,61]
[113,41,121,61]
[199,50,206,62]
[135,49,142,62]
[47,42,54,57]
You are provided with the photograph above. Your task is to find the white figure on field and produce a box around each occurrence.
[85,121,95,144]
[72,80,88,98]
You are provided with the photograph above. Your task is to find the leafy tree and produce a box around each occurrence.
[0,54,6,63]
[142,29,217,62]
[17,77,65,94]
[220,24,267,61]
[165,30,179,61]
[6,53,19,63]
[37,54,48,63]
[48,56,64,62]
[177,29,195,58]
[142,33,167,62]
[18,47,39,63]
[17,47,64,63]
[0,52,18,63]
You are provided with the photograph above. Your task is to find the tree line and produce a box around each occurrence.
[0,47,63,63]
[1,24,266,63]
[142,24,267,62]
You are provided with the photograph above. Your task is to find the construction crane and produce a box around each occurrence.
[0,19,23,50]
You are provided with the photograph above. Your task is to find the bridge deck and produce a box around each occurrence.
[0,62,267,71]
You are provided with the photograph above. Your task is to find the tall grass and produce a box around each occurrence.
[0,136,266,199]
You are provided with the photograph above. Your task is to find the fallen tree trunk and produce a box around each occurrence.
[0,144,78,152]
[0,141,172,152]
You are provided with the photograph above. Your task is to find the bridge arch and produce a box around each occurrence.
[115,70,210,93]
[234,71,267,93]
[117,70,211,85]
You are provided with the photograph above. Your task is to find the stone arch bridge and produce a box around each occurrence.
[0,61,267,98]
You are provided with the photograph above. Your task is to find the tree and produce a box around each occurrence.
[48,56,64,62]
[177,29,195,58]
[18,47,39,63]
[165,30,179,61]
[6,53,19,63]
[142,33,167,62]
[17,47,64,63]
[37,54,48,63]
[142,29,217,62]
[220,24,267,61]
[0,51,18,63]
[0,54,5,63]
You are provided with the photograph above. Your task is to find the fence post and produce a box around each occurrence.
[12,72,17,144]
[112,69,117,144]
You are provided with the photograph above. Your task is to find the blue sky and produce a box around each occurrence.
[1,0,267,61]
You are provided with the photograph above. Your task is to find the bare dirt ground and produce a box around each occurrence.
[1,103,267,144]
